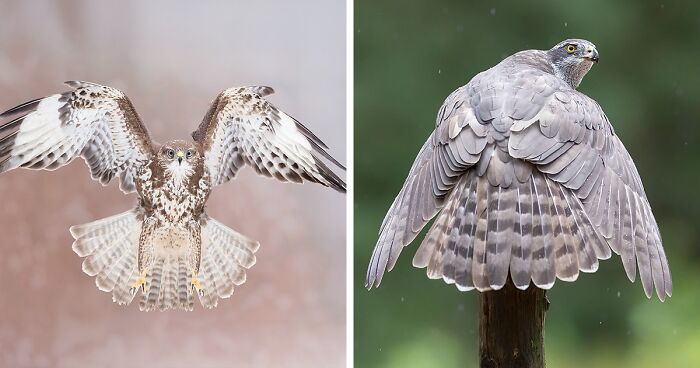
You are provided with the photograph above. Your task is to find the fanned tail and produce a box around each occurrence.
[137,215,258,311]
[413,169,610,291]
[71,210,259,311]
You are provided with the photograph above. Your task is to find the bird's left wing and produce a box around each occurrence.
[0,81,153,193]
[192,86,345,192]
[509,87,670,300]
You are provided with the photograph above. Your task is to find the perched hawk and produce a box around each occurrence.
[0,81,345,311]
[366,39,671,300]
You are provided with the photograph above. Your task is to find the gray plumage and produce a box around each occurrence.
[366,39,671,300]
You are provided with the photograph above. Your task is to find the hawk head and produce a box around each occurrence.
[158,140,202,188]
[547,38,599,89]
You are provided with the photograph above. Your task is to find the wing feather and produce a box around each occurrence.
[366,87,487,288]
[0,81,153,192]
[192,86,345,192]
[509,87,670,299]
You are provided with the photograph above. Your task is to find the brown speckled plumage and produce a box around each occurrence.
[0,81,345,311]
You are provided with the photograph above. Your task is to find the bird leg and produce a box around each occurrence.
[130,216,157,295]
[188,220,203,296]
[191,270,203,296]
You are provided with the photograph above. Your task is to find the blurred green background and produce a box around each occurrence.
[354,1,700,367]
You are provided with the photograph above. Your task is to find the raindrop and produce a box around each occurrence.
[617,291,621,297]
[400,297,405,302]
[490,8,496,16]
[564,22,568,27]
[438,69,442,74]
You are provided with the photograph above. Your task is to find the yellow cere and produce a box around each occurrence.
[176,151,185,158]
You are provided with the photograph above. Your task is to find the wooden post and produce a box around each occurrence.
[478,278,549,368]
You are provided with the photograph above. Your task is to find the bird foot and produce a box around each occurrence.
[191,271,204,297]
[129,274,147,295]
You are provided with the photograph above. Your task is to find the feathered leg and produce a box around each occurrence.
[131,216,157,293]
[188,220,204,296]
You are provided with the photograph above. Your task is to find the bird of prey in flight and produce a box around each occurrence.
[366,39,671,300]
[0,81,345,311]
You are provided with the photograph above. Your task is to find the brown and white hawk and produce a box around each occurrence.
[366,39,671,300]
[0,81,345,311]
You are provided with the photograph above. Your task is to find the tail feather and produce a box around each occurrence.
[155,259,170,311]
[81,236,124,277]
[195,215,260,308]
[413,170,611,292]
[94,237,130,292]
[509,180,533,289]
[487,185,516,290]
[70,209,259,311]
[136,254,199,312]
[198,256,220,309]
[211,250,235,298]
[530,173,556,289]
[141,257,164,311]
[212,238,238,294]
[112,252,138,305]
[71,211,136,259]
[546,176,579,282]
[71,210,140,280]
[560,185,600,274]
[160,257,177,311]
[470,176,490,291]
[176,257,194,310]
[418,175,467,283]
[206,216,259,268]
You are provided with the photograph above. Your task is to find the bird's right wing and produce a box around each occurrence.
[365,87,489,288]
[0,81,153,193]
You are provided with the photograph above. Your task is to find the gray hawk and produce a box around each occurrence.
[365,39,671,300]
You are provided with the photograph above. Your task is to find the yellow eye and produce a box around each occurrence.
[566,45,576,53]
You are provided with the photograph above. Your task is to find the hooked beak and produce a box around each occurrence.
[176,150,184,164]
[584,47,599,63]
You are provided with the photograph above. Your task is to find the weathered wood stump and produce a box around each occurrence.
[479,279,549,368]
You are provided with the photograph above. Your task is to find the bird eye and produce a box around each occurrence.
[167,149,175,158]
[186,150,192,158]
[566,45,577,54]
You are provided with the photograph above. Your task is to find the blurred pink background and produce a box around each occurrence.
[0,1,346,367]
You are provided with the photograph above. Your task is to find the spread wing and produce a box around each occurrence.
[365,86,488,288]
[509,88,671,299]
[191,86,345,192]
[0,81,153,193]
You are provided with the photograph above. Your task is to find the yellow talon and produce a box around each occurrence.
[129,274,147,294]
[133,275,146,288]
[191,271,203,296]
